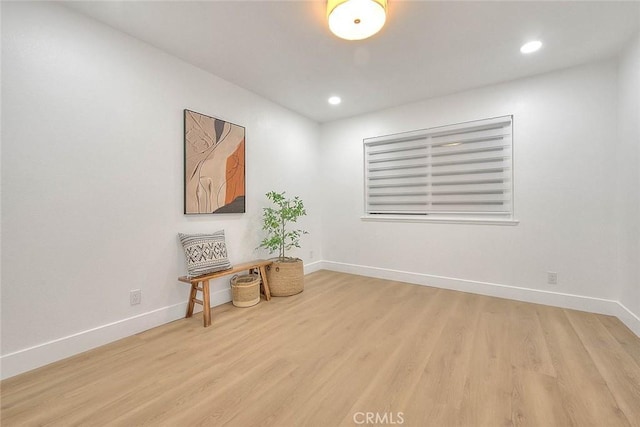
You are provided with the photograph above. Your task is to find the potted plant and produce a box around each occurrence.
[259,191,308,296]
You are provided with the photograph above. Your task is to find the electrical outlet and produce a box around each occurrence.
[130,289,141,305]
[547,272,558,285]
[309,250,314,259]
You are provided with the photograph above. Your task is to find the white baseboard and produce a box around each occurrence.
[304,260,324,274]
[612,302,640,337]
[1,265,322,380]
[0,287,233,380]
[1,300,183,380]
[321,260,640,337]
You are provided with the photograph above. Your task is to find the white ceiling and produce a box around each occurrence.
[62,1,639,123]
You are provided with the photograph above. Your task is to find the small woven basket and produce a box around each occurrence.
[267,259,304,297]
[230,274,261,307]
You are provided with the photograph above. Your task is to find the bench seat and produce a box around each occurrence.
[178,259,273,327]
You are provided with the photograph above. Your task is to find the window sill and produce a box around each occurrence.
[360,215,519,226]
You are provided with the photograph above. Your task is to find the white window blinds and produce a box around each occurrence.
[364,116,513,218]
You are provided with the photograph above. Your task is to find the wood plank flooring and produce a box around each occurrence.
[2,270,639,426]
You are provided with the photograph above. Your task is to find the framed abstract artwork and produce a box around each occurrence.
[184,109,246,214]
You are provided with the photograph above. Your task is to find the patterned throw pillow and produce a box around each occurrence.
[179,230,231,277]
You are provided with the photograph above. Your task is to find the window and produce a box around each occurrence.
[364,115,514,223]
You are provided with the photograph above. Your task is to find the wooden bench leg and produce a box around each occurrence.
[186,283,198,318]
[202,280,211,327]
[259,265,271,301]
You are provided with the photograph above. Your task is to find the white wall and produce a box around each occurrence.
[1,2,322,378]
[616,32,640,323]
[320,59,640,331]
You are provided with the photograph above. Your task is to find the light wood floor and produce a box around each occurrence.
[2,270,640,426]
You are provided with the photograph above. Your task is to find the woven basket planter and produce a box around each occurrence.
[266,258,304,297]
[230,274,261,307]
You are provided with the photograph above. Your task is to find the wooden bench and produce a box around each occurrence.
[178,259,273,327]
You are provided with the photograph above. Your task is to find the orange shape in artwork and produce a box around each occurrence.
[225,139,245,205]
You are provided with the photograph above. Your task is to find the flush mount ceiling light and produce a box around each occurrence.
[328,96,342,105]
[327,0,388,41]
[520,40,543,54]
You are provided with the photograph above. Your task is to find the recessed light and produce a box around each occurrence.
[520,40,542,54]
[328,96,341,105]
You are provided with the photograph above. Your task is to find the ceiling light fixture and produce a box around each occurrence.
[520,40,542,54]
[328,96,342,105]
[327,0,387,41]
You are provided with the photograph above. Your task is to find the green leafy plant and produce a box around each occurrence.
[259,191,308,261]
